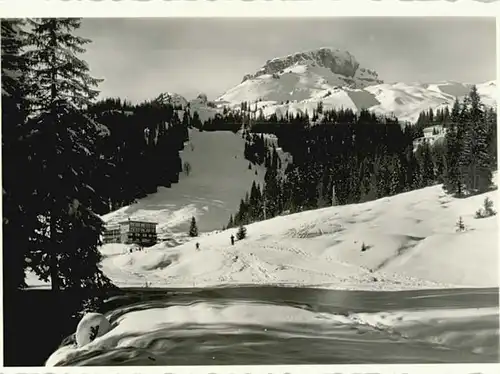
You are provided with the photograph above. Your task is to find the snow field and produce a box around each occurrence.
[97,181,498,291]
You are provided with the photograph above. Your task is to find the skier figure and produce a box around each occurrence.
[196,242,200,250]
[230,234,235,246]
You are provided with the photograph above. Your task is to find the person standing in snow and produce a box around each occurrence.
[196,242,200,250]
[230,234,235,245]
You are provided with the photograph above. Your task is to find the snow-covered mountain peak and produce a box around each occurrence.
[156,92,188,108]
[217,48,495,124]
[241,47,383,88]
[217,48,386,107]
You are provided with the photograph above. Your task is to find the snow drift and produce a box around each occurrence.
[45,297,499,366]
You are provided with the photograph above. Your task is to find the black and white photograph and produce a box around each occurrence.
[1,3,499,369]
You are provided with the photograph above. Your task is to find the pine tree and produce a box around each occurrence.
[374,154,391,197]
[249,181,260,220]
[317,101,323,114]
[316,169,330,208]
[189,216,198,237]
[475,197,496,219]
[191,111,202,129]
[227,214,234,228]
[418,142,435,187]
[2,19,35,290]
[236,225,247,240]
[388,155,403,195]
[461,86,492,192]
[23,18,112,291]
[443,98,463,196]
[431,142,446,183]
[485,107,497,167]
[182,110,190,128]
[483,197,496,217]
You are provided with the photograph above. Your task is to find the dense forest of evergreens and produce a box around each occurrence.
[226,89,497,229]
[87,98,188,214]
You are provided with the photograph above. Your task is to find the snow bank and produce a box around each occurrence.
[45,300,334,365]
[45,298,499,366]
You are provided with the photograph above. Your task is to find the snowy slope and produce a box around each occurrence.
[28,178,497,291]
[220,78,496,125]
[27,181,498,291]
[101,129,266,244]
[96,184,498,290]
[216,48,497,124]
[476,80,497,108]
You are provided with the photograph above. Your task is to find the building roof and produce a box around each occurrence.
[118,219,158,225]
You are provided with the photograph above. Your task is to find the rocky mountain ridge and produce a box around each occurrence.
[241,47,382,88]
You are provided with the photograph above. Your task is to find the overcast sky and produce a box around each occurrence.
[78,17,496,103]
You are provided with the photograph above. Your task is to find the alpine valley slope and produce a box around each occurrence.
[27,175,498,290]
[101,129,266,244]
[100,178,498,290]
[216,48,497,124]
